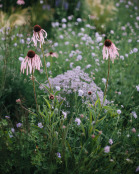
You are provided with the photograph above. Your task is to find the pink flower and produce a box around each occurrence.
[17,0,25,5]
[103,39,119,63]
[21,50,42,75]
[32,25,47,48]
[104,146,110,153]
[132,128,136,133]
[45,52,58,58]
[16,99,21,103]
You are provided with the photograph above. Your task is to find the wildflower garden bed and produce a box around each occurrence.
[0,0,139,173]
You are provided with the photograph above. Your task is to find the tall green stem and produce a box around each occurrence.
[32,70,39,112]
[104,57,110,97]
[40,43,52,92]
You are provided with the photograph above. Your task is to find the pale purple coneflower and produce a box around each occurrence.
[32,25,47,48]
[17,0,25,5]
[45,52,58,58]
[103,39,119,63]
[21,50,42,75]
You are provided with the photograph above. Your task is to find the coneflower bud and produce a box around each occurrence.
[99,131,102,135]
[104,39,112,47]
[34,25,42,32]
[88,91,92,95]
[49,94,54,100]
[27,50,35,58]
[91,134,95,139]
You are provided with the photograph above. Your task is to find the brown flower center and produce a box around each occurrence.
[104,39,112,47]
[49,52,53,55]
[27,50,35,58]
[34,25,42,32]
[88,91,92,95]
[49,94,54,100]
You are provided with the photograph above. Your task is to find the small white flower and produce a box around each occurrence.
[78,90,84,96]
[125,54,128,57]
[76,55,82,61]
[65,41,69,45]
[77,18,82,22]
[38,122,43,128]
[104,146,110,153]
[62,24,66,28]
[92,53,96,57]
[120,55,124,60]
[102,78,106,84]
[133,48,138,53]
[136,166,139,172]
[86,64,91,69]
[19,57,24,62]
[46,62,50,68]
[62,18,67,23]
[131,111,137,119]
[109,139,113,145]
[59,35,64,39]
[62,111,67,119]
[96,36,102,43]
[11,128,15,133]
[136,85,139,92]
[117,109,121,114]
[70,62,74,68]
[110,30,114,34]
[54,42,58,47]
[55,86,61,91]
[75,118,81,125]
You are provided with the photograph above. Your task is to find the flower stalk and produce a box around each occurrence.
[41,43,52,92]
[32,70,39,113]
[104,57,110,97]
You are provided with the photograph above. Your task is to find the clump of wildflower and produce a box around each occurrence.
[75,118,81,125]
[32,25,47,48]
[21,50,42,75]
[103,39,119,63]
[38,122,43,128]
[44,67,109,105]
[45,52,58,58]
[104,146,110,153]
